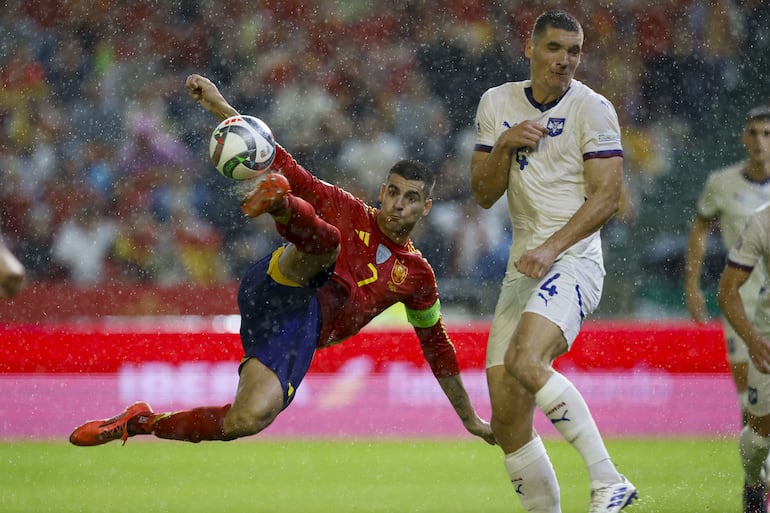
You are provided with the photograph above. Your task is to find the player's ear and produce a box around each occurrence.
[378,183,386,203]
[422,198,433,217]
[525,38,533,59]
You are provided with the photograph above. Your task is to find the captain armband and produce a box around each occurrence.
[405,299,441,328]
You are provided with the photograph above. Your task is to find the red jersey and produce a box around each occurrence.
[272,147,460,377]
[275,146,438,346]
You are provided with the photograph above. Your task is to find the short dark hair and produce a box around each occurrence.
[532,10,583,40]
[388,159,435,198]
[747,105,770,124]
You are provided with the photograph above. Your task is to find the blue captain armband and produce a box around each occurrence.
[405,300,441,328]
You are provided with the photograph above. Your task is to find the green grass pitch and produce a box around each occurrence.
[0,437,740,512]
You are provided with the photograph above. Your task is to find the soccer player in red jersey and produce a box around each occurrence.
[69,74,495,447]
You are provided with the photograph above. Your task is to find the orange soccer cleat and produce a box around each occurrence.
[240,173,290,218]
[69,402,154,447]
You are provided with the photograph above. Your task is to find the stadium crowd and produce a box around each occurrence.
[1,1,769,312]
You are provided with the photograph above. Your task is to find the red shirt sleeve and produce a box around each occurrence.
[272,143,355,222]
[415,318,461,378]
[272,144,317,194]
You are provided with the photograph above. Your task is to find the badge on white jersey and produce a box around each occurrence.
[547,118,565,136]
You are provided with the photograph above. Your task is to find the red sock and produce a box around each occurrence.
[147,405,234,443]
[274,194,340,255]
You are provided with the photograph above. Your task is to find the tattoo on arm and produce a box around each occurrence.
[437,375,472,422]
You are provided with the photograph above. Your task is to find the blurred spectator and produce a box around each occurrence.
[119,84,193,177]
[447,196,509,280]
[0,41,48,150]
[14,205,58,281]
[336,111,407,203]
[110,210,170,283]
[163,180,230,285]
[392,74,452,170]
[740,0,770,100]
[413,143,509,281]
[51,201,117,286]
[266,56,351,179]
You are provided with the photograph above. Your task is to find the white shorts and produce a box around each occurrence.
[486,256,604,368]
[723,318,750,365]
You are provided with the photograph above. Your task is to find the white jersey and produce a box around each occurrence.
[698,162,770,250]
[474,79,622,278]
[727,204,770,334]
[697,162,770,309]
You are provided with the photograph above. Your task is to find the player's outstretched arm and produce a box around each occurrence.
[186,73,299,174]
[436,374,496,445]
[415,320,496,445]
[185,74,239,122]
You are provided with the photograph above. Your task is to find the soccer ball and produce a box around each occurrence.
[208,115,276,180]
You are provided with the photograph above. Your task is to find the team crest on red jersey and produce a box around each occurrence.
[391,259,408,286]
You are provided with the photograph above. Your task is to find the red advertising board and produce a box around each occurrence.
[0,317,729,375]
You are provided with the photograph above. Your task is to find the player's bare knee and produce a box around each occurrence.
[503,345,531,379]
[503,348,544,393]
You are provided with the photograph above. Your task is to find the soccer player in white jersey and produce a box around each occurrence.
[686,106,770,440]
[718,203,770,513]
[470,9,636,513]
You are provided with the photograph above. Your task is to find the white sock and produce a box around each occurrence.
[740,425,770,486]
[534,372,619,483]
[504,436,560,513]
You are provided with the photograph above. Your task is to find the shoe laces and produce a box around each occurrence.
[98,413,131,445]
